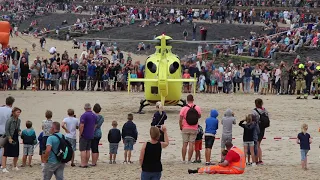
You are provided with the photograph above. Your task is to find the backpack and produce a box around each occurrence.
[255,108,270,129]
[186,105,200,125]
[52,134,73,163]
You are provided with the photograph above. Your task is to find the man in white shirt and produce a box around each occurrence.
[61,109,79,167]
[196,59,206,71]
[49,47,56,55]
[95,40,101,49]
[0,96,15,167]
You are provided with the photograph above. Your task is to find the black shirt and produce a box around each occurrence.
[142,142,162,172]
[108,128,121,143]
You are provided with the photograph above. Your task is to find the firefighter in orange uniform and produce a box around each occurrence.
[188,142,246,174]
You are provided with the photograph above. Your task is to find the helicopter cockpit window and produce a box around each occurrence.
[147,61,157,73]
[169,61,180,74]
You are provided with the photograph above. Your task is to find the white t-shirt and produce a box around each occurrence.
[0,106,12,135]
[63,117,79,139]
[49,47,56,54]
[262,73,269,82]
[96,40,101,47]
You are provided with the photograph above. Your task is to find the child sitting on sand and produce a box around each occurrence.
[21,121,37,167]
[297,123,311,170]
[108,121,122,164]
[122,114,138,164]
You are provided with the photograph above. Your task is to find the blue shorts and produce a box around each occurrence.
[124,137,134,151]
[141,171,161,180]
[300,149,309,161]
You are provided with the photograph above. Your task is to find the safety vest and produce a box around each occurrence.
[230,146,246,172]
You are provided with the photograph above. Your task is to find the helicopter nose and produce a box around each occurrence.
[169,61,179,74]
[147,61,157,73]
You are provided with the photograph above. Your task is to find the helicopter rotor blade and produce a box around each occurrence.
[76,37,231,44]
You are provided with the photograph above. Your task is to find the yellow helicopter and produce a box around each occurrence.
[79,34,228,113]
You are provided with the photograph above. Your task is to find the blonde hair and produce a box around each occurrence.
[301,123,308,134]
[150,126,160,140]
[155,102,163,112]
[246,114,253,124]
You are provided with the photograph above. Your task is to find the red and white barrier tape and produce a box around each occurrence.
[137,137,320,143]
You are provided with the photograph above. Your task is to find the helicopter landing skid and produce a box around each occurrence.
[136,99,150,114]
[176,99,187,107]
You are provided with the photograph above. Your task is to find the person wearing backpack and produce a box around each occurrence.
[179,94,201,163]
[43,122,66,180]
[252,98,270,165]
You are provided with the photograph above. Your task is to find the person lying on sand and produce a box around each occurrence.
[188,142,245,175]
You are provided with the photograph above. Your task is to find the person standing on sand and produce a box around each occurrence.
[179,94,201,163]
[2,107,22,173]
[79,103,97,168]
[252,98,269,165]
[61,109,79,167]
[139,126,169,180]
[43,122,65,180]
[91,104,104,166]
[0,96,15,167]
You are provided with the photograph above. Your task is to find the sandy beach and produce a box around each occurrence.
[2,27,320,180]
[1,90,320,180]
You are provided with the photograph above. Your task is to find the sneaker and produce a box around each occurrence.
[257,161,264,165]
[251,163,257,167]
[109,161,113,164]
[2,168,9,173]
[188,169,198,174]
[112,161,116,164]
[246,162,252,166]
[14,166,19,171]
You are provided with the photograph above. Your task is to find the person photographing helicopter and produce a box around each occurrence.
[179,94,201,163]
[151,102,167,142]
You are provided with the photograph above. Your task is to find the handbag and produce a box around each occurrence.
[0,135,8,148]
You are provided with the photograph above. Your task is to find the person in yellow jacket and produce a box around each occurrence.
[312,66,320,99]
[295,64,308,99]
[188,142,245,175]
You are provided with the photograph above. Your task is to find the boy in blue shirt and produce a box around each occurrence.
[204,109,219,166]
[21,121,36,167]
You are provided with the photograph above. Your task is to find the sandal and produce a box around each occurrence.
[79,165,88,168]
[90,164,96,167]
[128,161,133,164]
